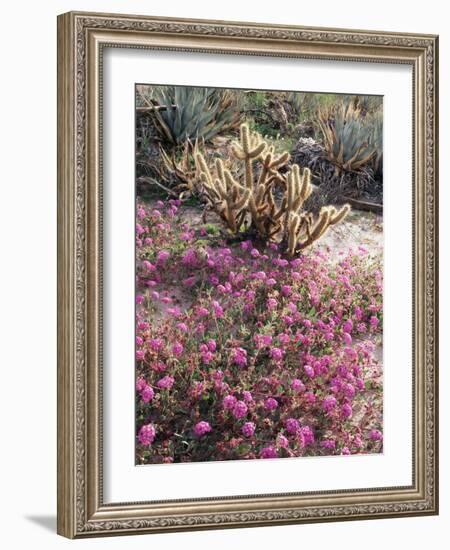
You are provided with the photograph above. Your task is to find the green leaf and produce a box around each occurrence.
[236,443,251,455]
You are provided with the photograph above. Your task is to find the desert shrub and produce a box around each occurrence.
[135,202,383,464]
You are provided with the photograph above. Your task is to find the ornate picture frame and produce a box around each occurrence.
[57,11,439,538]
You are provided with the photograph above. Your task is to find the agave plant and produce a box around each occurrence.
[139,86,241,145]
[317,101,379,175]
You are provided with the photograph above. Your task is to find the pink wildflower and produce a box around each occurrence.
[149,338,163,352]
[285,418,300,434]
[370,316,380,329]
[281,285,292,297]
[343,319,353,333]
[304,364,315,378]
[301,426,315,446]
[223,395,237,410]
[201,351,214,364]
[172,341,184,356]
[136,377,146,392]
[264,397,278,411]
[157,375,174,390]
[207,339,217,352]
[260,446,278,459]
[369,429,383,441]
[341,403,353,418]
[142,260,155,272]
[291,379,305,393]
[176,322,188,333]
[194,421,212,437]
[156,250,170,264]
[196,306,209,317]
[232,347,247,367]
[141,384,155,403]
[322,395,337,413]
[270,347,284,361]
[277,434,289,448]
[232,400,248,419]
[242,390,253,403]
[212,301,224,318]
[138,424,156,446]
[241,422,256,438]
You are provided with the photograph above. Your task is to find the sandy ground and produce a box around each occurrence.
[317,209,383,260]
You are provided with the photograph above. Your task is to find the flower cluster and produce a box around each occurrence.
[135,201,383,464]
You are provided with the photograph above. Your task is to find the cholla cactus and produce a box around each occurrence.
[195,123,350,255]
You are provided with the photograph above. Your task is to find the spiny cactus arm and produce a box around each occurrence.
[249,140,266,159]
[222,169,251,210]
[292,208,332,253]
[256,151,272,188]
[255,183,266,206]
[232,124,267,161]
[287,213,301,257]
[233,188,252,211]
[195,152,214,186]
[214,177,228,198]
[328,204,351,225]
[268,150,290,169]
[243,125,267,158]
[285,166,303,216]
[215,157,226,182]
[299,167,312,203]
[310,208,332,239]
[198,172,221,201]
[223,185,251,233]
[230,142,247,160]
[256,150,288,193]
[223,169,240,191]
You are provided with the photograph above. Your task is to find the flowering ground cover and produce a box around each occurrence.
[135,200,383,464]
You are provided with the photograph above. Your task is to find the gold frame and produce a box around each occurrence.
[57,11,439,538]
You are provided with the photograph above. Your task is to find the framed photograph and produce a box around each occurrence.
[57,11,439,538]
